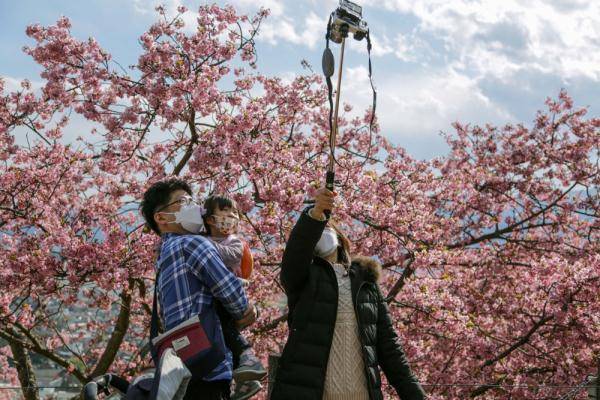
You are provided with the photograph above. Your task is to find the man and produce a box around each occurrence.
[141,178,256,400]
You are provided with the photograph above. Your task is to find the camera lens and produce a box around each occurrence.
[340,23,350,36]
[354,31,365,41]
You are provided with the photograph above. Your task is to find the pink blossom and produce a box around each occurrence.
[0,6,598,400]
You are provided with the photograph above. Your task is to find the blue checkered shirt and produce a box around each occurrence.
[156,233,248,381]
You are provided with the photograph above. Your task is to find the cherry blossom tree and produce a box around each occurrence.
[0,4,598,400]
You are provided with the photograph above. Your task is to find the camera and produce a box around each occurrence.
[329,0,369,43]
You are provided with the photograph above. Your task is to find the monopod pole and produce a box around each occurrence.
[326,36,347,193]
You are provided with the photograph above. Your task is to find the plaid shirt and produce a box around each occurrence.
[156,232,248,381]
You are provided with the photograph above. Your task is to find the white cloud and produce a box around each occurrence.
[227,0,285,16]
[341,65,514,141]
[372,0,600,81]
[132,0,326,49]
[259,11,327,49]
[130,0,600,82]
[393,32,432,63]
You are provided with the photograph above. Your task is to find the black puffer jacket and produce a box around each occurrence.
[271,209,426,400]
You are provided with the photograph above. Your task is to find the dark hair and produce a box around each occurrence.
[329,221,351,267]
[202,195,238,235]
[140,178,192,235]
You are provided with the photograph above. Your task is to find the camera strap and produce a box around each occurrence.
[363,29,377,166]
[366,31,376,127]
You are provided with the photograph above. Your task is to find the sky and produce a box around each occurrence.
[1,0,599,159]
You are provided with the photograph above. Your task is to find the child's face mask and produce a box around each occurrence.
[212,215,239,235]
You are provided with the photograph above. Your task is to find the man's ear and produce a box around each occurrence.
[154,211,168,227]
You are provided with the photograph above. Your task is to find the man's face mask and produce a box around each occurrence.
[160,196,205,234]
[315,228,339,258]
[212,215,239,235]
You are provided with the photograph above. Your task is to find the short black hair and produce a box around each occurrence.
[140,178,192,235]
[202,195,238,235]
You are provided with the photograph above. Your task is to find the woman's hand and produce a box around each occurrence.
[311,187,336,220]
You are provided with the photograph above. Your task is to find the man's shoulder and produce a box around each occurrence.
[160,234,215,259]
[164,233,213,247]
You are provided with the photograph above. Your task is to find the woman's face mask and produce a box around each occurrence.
[315,228,339,258]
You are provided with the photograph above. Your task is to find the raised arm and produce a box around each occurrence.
[280,188,335,295]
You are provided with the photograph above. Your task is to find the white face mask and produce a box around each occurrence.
[163,203,205,234]
[315,228,339,258]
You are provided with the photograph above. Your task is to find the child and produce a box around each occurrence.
[202,195,266,400]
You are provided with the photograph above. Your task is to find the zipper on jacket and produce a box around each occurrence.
[319,258,339,400]
[354,281,377,400]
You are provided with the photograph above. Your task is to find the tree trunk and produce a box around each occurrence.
[9,339,40,400]
[89,284,133,378]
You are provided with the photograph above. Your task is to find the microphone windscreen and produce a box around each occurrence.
[322,48,335,78]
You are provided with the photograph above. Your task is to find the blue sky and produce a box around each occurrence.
[1,0,599,159]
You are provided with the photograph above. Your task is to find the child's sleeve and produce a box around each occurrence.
[211,236,244,276]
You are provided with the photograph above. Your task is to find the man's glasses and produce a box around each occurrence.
[156,195,197,213]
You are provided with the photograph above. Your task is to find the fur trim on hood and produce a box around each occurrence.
[350,255,382,283]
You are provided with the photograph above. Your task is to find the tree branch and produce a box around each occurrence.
[8,338,40,400]
[0,328,87,382]
[89,282,133,378]
[385,258,415,302]
[451,182,578,249]
[173,109,199,176]
[251,312,288,335]
[480,315,553,369]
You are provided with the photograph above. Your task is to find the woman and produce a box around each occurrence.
[271,188,426,400]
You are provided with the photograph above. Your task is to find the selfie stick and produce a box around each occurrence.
[323,23,349,208]
[328,36,346,192]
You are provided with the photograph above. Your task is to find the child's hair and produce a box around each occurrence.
[202,195,239,235]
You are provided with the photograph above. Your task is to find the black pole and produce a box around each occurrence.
[326,34,346,193]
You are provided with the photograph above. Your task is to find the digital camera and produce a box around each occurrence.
[329,0,369,43]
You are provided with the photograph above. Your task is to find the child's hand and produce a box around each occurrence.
[235,303,257,330]
[233,265,242,277]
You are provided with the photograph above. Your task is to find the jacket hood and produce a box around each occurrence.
[350,255,382,283]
